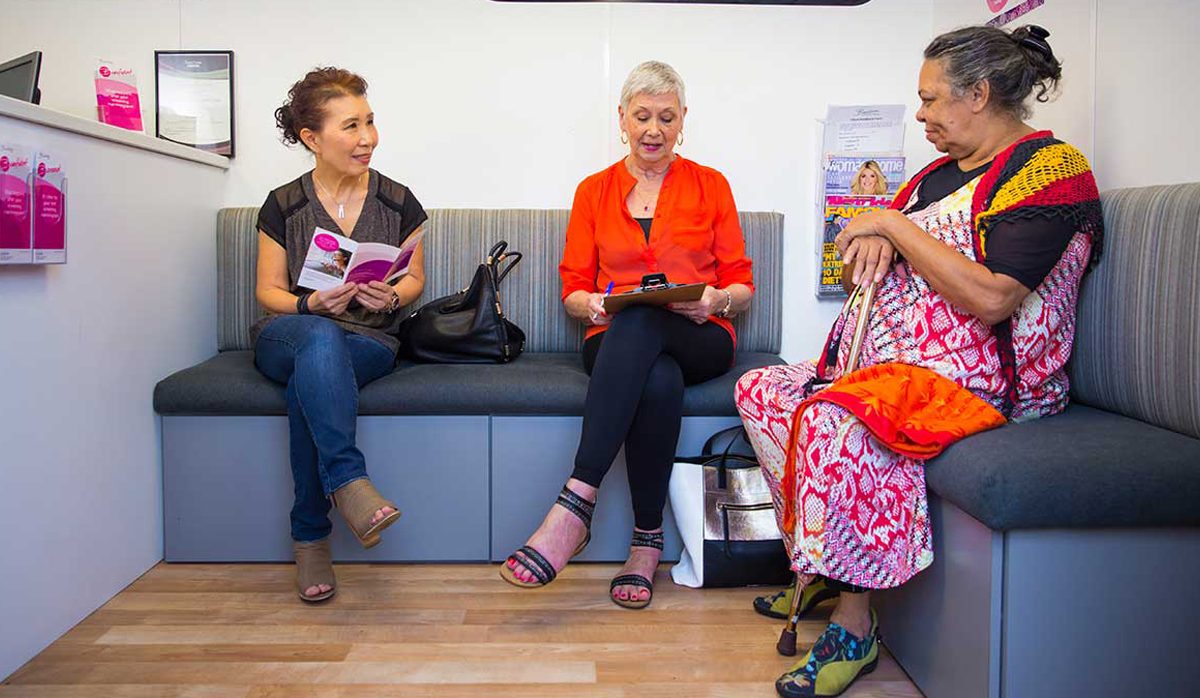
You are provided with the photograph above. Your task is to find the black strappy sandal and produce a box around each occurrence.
[610,529,664,609]
[499,485,594,588]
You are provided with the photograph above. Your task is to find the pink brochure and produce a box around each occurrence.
[32,152,67,264]
[297,228,425,292]
[0,143,33,264]
[344,230,425,285]
[95,61,144,132]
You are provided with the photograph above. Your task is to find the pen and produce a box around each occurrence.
[592,281,616,324]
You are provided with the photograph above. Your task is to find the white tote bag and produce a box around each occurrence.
[669,426,793,588]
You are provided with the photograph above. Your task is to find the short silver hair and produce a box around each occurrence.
[620,61,686,112]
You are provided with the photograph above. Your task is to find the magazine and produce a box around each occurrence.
[297,227,424,292]
[823,155,906,196]
[817,195,892,299]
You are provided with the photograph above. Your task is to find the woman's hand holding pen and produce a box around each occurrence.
[586,281,615,326]
[586,293,611,326]
[564,284,611,326]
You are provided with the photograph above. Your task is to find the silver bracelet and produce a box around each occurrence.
[716,288,733,318]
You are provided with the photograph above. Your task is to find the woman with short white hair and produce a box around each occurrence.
[499,60,755,608]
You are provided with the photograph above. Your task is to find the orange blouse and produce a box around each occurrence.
[559,157,755,343]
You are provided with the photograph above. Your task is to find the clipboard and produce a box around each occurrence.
[603,281,706,314]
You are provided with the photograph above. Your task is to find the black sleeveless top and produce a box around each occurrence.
[252,169,427,354]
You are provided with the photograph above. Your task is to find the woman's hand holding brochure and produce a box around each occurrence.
[355,280,398,312]
[307,283,357,315]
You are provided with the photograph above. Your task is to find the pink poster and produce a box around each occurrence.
[0,144,33,264]
[986,0,1047,26]
[33,152,66,264]
[95,61,144,132]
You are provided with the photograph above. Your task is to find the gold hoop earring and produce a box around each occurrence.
[620,131,629,145]
[676,133,684,147]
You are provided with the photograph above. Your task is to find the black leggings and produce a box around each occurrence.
[571,305,734,530]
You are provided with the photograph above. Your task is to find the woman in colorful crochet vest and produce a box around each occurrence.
[737,25,1103,698]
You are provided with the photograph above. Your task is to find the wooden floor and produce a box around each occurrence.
[1,563,922,697]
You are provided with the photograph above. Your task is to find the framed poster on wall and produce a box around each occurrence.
[154,50,235,157]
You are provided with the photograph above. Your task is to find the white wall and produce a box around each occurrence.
[0,0,938,679]
[4,0,938,360]
[1,0,181,127]
[1093,0,1199,191]
[0,0,1194,682]
[933,0,1097,162]
[0,116,225,680]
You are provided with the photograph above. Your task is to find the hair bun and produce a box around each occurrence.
[274,104,300,145]
[1012,24,1061,100]
[1014,24,1055,62]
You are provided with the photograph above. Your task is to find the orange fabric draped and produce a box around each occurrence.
[780,363,1006,536]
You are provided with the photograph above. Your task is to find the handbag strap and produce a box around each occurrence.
[486,240,523,287]
[702,425,745,456]
[699,425,750,491]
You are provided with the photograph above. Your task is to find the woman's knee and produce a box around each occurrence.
[292,316,346,351]
[261,314,341,344]
[736,367,765,393]
[735,365,794,419]
[735,366,772,400]
[643,355,684,398]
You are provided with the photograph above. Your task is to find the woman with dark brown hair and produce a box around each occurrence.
[252,67,428,602]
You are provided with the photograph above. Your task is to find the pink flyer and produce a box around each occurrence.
[0,143,33,264]
[32,152,67,264]
[95,60,144,132]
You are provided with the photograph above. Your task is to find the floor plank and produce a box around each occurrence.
[1,563,922,697]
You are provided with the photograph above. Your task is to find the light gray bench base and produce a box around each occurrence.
[162,414,740,563]
[876,494,1200,698]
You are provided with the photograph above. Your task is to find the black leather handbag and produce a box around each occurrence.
[396,240,526,363]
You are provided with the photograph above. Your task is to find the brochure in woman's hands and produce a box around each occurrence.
[298,227,424,291]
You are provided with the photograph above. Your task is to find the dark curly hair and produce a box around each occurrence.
[274,67,368,150]
[925,25,1063,120]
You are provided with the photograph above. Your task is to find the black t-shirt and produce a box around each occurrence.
[905,160,1076,290]
[634,216,653,241]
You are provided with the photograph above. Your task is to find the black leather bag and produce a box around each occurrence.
[396,241,526,363]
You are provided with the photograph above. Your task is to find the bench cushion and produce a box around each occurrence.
[153,351,786,416]
[927,404,1200,531]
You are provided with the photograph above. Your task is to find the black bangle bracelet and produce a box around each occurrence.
[296,292,312,315]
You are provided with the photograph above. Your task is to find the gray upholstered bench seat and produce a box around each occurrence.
[927,404,1200,531]
[157,207,785,567]
[153,350,786,416]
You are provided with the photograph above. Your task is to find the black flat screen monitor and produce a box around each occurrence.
[0,51,42,104]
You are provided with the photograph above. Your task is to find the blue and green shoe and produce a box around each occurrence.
[775,609,880,697]
[753,576,838,620]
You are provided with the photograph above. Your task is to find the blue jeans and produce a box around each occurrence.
[254,315,395,542]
